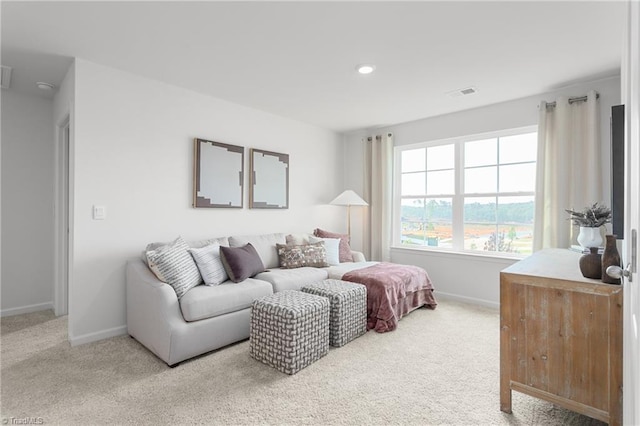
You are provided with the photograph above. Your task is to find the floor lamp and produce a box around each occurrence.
[330,190,368,237]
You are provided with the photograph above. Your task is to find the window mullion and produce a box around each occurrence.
[453,141,464,251]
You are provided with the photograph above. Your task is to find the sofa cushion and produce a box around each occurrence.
[189,236,229,249]
[179,278,273,322]
[145,236,203,299]
[189,243,228,286]
[313,228,353,263]
[229,233,286,269]
[285,233,312,245]
[255,267,329,292]
[220,243,265,283]
[326,261,378,279]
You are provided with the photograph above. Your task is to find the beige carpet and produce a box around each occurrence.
[1,299,605,425]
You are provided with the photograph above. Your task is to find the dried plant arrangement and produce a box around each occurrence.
[565,202,612,228]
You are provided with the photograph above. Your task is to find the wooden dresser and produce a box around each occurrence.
[500,249,623,425]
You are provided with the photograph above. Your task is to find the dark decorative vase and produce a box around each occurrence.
[601,235,621,285]
[579,247,602,279]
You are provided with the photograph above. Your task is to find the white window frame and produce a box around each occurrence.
[392,125,538,258]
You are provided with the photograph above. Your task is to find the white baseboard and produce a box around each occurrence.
[435,291,499,310]
[69,325,128,347]
[0,302,53,317]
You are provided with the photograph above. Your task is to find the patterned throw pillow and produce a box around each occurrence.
[219,243,266,283]
[313,228,353,263]
[145,236,203,298]
[276,242,329,269]
[188,243,228,286]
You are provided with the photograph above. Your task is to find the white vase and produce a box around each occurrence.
[577,226,603,248]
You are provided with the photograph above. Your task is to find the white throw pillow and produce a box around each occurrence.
[309,236,340,266]
[189,243,228,286]
[145,236,203,298]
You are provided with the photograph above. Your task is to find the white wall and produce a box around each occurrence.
[1,90,55,315]
[67,59,344,344]
[344,75,621,307]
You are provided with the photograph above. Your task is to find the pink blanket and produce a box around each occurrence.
[341,262,437,333]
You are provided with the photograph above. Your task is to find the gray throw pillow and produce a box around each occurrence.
[219,243,265,283]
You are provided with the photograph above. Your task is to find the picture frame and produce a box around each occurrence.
[193,138,244,208]
[249,148,289,209]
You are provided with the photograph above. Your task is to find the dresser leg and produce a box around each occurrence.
[500,388,512,414]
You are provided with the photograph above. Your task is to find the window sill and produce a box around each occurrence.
[390,245,526,263]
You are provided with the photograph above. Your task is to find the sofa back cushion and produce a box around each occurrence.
[189,236,229,250]
[285,233,312,246]
[229,233,286,269]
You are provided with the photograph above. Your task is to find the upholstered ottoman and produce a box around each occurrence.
[301,279,367,347]
[250,290,329,374]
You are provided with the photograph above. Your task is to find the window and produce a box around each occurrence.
[394,127,537,256]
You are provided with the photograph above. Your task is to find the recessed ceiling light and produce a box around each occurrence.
[356,64,376,75]
[36,82,55,91]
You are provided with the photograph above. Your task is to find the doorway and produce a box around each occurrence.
[54,117,69,316]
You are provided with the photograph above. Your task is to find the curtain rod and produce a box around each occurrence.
[366,133,393,141]
[545,93,600,108]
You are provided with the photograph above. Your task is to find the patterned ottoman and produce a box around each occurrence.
[250,290,329,375]
[301,279,367,347]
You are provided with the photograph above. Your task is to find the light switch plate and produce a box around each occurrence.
[93,205,106,220]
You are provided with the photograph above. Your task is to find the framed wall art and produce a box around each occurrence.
[193,138,244,208]
[250,148,289,209]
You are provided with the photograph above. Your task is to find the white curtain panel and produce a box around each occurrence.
[533,90,602,250]
[363,133,393,261]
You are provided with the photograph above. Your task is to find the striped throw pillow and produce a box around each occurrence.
[189,243,228,286]
[146,236,203,298]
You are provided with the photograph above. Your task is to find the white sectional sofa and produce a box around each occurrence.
[126,232,368,366]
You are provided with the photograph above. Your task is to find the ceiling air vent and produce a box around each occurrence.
[446,86,477,98]
[1,66,12,89]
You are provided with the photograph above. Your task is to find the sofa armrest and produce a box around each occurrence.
[126,258,186,365]
[351,251,366,262]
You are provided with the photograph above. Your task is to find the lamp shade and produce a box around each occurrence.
[330,190,368,206]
